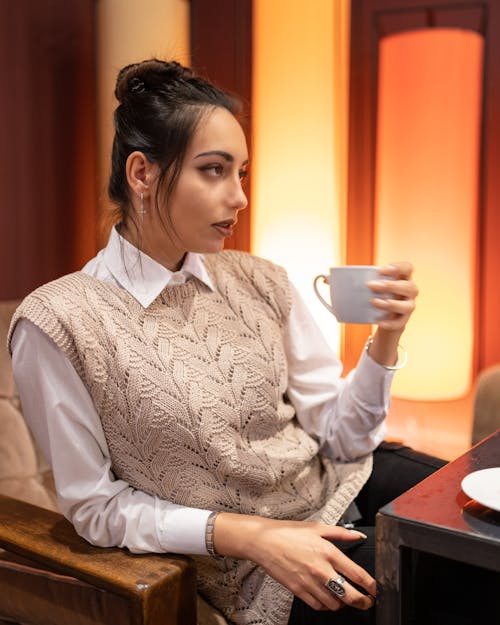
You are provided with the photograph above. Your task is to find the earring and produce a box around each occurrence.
[139,192,146,219]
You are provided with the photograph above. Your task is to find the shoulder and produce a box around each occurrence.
[11,273,99,324]
[10,271,83,316]
[7,273,120,356]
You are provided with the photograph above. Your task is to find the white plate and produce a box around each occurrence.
[461,467,500,512]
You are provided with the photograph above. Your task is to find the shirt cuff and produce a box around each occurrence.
[155,501,212,555]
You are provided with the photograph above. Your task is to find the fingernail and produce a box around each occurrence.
[351,530,368,539]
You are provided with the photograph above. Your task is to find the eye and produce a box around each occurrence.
[239,169,248,181]
[200,163,224,177]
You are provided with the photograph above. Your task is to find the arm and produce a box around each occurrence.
[284,262,417,461]
[11,319,211,555]
[284,285,391,460]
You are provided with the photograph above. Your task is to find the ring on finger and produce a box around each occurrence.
[325,575,346,598]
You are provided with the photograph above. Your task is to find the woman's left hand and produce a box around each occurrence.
[367,261,418,334]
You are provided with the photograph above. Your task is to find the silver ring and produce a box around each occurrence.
[325,575,346,598]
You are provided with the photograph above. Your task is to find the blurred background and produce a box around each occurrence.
[2,0,499,461]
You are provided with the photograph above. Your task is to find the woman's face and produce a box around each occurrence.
[144,106,248,270]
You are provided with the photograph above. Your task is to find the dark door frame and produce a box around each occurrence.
[190,0,253,253]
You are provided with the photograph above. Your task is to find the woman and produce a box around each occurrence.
[9,59,441,625]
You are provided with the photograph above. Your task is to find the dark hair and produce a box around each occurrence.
[108,59,241,227]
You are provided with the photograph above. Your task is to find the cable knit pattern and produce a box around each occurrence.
[8,250,372,625]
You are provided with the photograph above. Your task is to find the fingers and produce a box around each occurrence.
[315,529,377,610]
[371,296,415,321]
[325,574,375,611]
[319,525,368,543]
[317,525,377,599]
[291,567,374,613]
[367,276,418,301]
[378,261,413,280]
[295,584,343,612]
[298,565,375,613]
[366,262,418,330]
[327,547,377,599]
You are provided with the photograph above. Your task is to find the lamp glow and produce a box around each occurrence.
[375,29,483,400]
[252,0,350,352]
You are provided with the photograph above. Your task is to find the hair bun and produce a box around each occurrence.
[114,59,194,102]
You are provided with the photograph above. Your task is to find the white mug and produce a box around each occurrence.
[313,265,391,324]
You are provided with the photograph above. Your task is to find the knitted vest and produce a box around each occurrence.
[9,250,372,625]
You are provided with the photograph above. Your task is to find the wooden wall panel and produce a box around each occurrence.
[478,5,500,370]
[0,0,97,300]
[190,0,252,252]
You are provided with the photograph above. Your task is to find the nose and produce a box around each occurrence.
[229,177,248,212]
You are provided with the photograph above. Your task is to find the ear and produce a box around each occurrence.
[125,151,156,196]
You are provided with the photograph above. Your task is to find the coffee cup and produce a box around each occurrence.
[313,265,391,324]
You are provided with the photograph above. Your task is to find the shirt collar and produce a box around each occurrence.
[102,226,215,307]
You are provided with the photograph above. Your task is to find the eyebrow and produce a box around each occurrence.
[194,150,249,166]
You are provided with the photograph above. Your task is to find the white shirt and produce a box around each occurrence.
[11,227,392,555]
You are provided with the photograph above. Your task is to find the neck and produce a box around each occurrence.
[118,221,186,272]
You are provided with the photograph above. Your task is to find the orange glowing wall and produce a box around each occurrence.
[252,0,350,353]
[375,29,483,400]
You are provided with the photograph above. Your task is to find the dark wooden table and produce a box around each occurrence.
[376,429,500,624]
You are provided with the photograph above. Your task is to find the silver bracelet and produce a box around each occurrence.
[205,511,220,557]
[365,335,408,371]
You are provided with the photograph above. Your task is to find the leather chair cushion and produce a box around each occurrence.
[0,301,18,399]
[472,364,500,444]
[0,397,57,511]
[0,298,57,511]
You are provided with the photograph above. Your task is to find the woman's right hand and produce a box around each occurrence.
[213,513,376,612]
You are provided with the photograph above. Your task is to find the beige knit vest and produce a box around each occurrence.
[9,250,372,625]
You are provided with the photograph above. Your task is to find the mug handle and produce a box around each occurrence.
[313,274,334,314]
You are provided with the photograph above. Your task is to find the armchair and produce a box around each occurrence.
[0,300,226,625]
[472,363,500,445]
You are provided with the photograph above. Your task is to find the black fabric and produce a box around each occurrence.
[355,441,447,526]
[287,443,447,625]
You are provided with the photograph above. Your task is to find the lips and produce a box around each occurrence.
[212,219,236,237]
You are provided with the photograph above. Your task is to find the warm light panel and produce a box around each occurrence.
[375,29,483,399]
[252,0,350,353]
[96,0,190,241]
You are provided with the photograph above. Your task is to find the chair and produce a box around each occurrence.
[472,364,500,445]
[0,300,227,625]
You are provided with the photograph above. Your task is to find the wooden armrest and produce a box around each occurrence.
[0,495,197,624]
